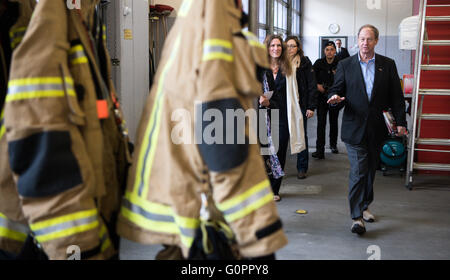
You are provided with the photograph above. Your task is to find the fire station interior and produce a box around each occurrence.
[1,0,449,261]
[108,0,449,260]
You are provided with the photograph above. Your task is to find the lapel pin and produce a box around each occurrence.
[378,68,383,72]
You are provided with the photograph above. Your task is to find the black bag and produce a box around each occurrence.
[187,219,236,260]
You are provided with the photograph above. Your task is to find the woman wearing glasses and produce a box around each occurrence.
[285,36,317,180]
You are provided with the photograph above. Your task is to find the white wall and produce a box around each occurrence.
[302,0,413,77]
[106,0,149,142]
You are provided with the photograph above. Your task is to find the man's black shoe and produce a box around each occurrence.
[297,171,306,179]
[331,147,339,154]
[312,152,324,159]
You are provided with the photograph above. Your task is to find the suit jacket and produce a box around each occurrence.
[328,53,406,146]
[336,47,350,61]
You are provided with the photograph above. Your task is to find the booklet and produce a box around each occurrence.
[383,110,397,135]
[264,90,274,100]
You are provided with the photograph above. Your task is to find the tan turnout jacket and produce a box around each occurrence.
[117,0,288,258]
[2,0,130,259]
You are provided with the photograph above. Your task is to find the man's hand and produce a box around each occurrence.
[317,84,326,94]
[396,126,407,136]
[259,95,270,107]
[306,109,314,118]
[327,94,345,105]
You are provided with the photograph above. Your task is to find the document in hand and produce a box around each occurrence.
[264,90,274,100]
[383,110,397,135]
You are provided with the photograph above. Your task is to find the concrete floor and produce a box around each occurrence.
[120,111,450,260]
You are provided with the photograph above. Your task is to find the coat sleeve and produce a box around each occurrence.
[4,0,104,259]
[388,60,406,127]
[195,0,287,258]
[328,61,347,99]
[304,59,318,110]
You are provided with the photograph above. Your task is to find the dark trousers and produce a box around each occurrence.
[316,95,340,153]
[296,110,309,172]
[270,122,290,196]
[345,137,382,220]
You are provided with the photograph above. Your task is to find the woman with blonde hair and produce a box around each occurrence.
[285,36,317,179]
[261,34,305,202]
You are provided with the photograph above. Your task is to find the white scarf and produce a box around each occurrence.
[285,55,306,154]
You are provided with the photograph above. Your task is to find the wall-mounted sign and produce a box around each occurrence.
[124,29,133,40]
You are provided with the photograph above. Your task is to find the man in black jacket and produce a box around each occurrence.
[312,41,340,159]
[327,25,407,235]
[335,39,350,61]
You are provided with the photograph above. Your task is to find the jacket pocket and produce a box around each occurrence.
[60,63,86,126]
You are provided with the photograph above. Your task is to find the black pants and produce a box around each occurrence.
[316,94,340,153]
[270,121,290,195]
[345,136,382,220]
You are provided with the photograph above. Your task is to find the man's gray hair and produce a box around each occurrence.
[357,24,379,40]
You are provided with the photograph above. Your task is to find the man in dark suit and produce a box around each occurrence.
[327,24,407,235]
[335,39,350,61]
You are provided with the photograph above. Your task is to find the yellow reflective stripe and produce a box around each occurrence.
[178,0,193,17]
[133,36,181,198]
[0,227,27,242]
[30,209,97,231]
[69,45,88,65]
[217,180,273,222]
[9,27,26,49]
[69,45,84,55]
[224,193,273,222]
[99,224,111,252]
[7,77,76,102]
[121,207,179,234]
[217,179,270,211]
[71,57,88,65]
[8,77,74,87]
[101,236,111,252]
[102,25,107,41]
[202,39,233,62]
[122,191,199,248]
[6,90,76,102]
[0,213,28,242]
[11,37,23,49]
[125,191,172,216]
[173,215,199,249]
[34,220,99,243]
[204,39,233,49]
[30,209,99,243]
[202,52,233,62]
[242,31,266,49]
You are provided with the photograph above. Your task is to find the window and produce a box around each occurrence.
[256,0,301,42]
[242,0,249,14]
[291,0,301,36]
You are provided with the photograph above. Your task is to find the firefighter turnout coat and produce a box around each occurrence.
[117,0,288,258]
[0,0,36,258]
[2,0,130,259]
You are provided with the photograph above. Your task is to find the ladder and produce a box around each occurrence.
[406,0,450,190]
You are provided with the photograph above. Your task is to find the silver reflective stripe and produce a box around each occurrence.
[179,226,196,239]
[122,199,196,238]
[33,215,97,237]
[221,187,272,216]
[69,50,86,61]
[203,45,233,56]
[8,83,73,95]
[100,232,108,245]
[0,216,29,234]
[122,199,175,223]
